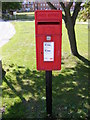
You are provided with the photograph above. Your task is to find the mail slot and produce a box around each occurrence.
[35,10,62,70]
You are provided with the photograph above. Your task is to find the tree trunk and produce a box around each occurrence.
[47,2,81,57]
[65,13,79,56]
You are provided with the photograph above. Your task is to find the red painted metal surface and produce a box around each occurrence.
[35,10,62,70]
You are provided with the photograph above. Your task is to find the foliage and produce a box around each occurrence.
[78,2,90,21]
[2,2,22,12]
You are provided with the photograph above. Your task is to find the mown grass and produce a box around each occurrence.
[0,21,89,119]
[15,12,35,21]
[3,12,35,21]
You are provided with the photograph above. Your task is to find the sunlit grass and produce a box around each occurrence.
[16,12,35,15]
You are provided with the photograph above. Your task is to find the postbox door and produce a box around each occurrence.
[36,35,61,70]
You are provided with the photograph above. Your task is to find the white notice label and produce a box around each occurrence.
[44,42,54,61]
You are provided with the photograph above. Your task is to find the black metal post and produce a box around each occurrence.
[46,71,52,116]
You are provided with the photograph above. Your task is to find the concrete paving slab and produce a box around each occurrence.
[0,21,16,48]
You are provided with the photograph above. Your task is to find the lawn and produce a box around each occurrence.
[0,21,89,119]
[3,12,35,21]
[15,12,35,21]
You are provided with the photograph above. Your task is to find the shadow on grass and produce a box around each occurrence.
[2,61,89,119]
[77,54,90,66]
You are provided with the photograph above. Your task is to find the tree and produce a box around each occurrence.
[78,1,90,21]
[47,2,83,56]
[2,2,22,12]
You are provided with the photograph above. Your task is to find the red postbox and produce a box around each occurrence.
[35,10,62,70]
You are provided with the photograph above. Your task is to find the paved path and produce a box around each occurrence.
[6,20,88,24]
[0,20,16,48]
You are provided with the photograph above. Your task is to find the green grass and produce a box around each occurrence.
[3,12,35,21]
[16,12,35,15]
[0,22,89,119]
[1,22,36,69]
[15,12,35,21]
